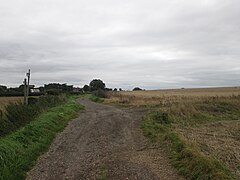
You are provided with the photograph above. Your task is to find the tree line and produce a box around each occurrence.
[0,83,74,96]
[0,79,143,96]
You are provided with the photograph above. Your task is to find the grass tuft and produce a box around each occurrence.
[89,95,104,103]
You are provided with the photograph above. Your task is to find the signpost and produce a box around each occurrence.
[23,78,27,105]
[26,69,30,105]
[23,69,30,105]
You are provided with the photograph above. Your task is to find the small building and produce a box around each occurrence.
[30,88,40,93]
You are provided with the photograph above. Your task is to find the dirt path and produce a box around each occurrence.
[27,98,183,180]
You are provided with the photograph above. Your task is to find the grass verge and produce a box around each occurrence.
[141,111,235,180]
[0,97,84,180]
[89,95,104,103]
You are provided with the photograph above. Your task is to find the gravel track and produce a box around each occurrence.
[27,98,183,180]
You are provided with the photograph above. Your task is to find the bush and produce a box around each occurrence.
[46,89,62,95]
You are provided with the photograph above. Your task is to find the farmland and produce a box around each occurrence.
[105,87,240,106]
[0,96,23,111]
[106,87,240,179]
[2,87,239,179]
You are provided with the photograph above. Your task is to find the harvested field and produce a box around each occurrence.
[175,120,240,179]
[106,87,240,106]
[0,97,23,111]
[106,87,240,179]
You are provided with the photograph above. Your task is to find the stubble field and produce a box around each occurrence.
[0,97,23,111]
[106,87,240,179]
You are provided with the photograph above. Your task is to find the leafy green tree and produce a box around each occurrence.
[44,83,73,92]
[89,79,105,91]
[0,85,7,93]
[133,87,142,91]
[83,85,90,92]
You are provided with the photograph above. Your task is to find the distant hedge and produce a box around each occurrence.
[0,95,66,137]
[0,92,45,97]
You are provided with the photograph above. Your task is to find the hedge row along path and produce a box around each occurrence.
[27,98,183,180]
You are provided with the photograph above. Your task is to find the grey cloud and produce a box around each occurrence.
[0,0,239,89]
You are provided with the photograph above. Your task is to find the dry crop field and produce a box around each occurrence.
[106,87,240,178]
[0,97,23,111]
[105,87,240,106]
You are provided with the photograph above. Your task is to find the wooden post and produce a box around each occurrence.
[0,110,3,119]
[23,78,27,105]
[26,69,30,105]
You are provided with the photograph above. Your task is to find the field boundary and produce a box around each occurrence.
[0,97,84,180]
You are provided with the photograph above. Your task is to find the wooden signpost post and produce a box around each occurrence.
[23,78,27,105]
[23,69,30,105]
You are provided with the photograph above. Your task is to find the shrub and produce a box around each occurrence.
[46,89,62,95]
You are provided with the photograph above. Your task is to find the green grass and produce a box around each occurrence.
[141,112,235,180]
[89,95,104,103]
[0,97,84,180]
[0,95,67,137]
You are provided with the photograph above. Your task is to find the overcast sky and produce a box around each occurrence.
[0,0,239,89]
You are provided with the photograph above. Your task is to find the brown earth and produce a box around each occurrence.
[27,98,183,180]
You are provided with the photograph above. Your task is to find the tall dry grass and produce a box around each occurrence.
[0,97,23,111]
